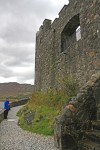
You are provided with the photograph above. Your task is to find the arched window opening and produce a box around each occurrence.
[61,14,81,52]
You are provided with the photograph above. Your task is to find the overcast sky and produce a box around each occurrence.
[0,0,69,85]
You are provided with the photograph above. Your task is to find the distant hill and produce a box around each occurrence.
[0,82,34,97]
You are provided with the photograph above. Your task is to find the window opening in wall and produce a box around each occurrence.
[76,26,81,41]
[61,14,80,52]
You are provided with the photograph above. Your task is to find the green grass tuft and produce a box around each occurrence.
[17,76,79,136]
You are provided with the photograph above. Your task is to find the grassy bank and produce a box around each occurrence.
[17,91,69,135]
[17,76,79,136]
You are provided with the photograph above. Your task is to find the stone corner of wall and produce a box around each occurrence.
[81,72,100,90]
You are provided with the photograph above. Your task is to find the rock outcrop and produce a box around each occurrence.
[54,73,100,150]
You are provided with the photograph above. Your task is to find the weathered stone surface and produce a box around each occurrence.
[0,110,4,123]
[54,74,100,150]
[10,98,30,108]
[24,111,35,125]
[78,140,100,150]
[35,0,100,92]
[34,0,100,148]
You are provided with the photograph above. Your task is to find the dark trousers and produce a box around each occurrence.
[4,110,9,119]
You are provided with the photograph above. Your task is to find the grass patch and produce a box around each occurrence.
[17,91,70,136]
[17,76,79,136]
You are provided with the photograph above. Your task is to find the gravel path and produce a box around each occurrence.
[0,106,58,150]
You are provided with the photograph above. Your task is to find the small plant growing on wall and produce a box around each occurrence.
[58,75,79,97]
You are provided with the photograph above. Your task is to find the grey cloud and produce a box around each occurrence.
[0,0,67,43]
[0,42,35,57]
[0,0,56,43]
[0,44,35,68]
[0,64,14,78]
[0,0,55,15]
[0,0,68,84]
[17,71,34,81]
[13,65,35,84]
[0,14,36,43]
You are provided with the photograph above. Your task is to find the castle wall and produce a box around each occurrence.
[35,0,100,92]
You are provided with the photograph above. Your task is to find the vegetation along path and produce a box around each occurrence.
[0,106,58,150]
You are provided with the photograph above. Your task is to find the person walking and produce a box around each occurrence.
[4,98,10,119]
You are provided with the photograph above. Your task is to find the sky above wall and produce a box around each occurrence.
[0,0,69,85]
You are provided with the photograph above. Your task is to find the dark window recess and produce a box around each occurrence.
[61,14,81,52]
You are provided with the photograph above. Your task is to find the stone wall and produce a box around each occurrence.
[35,0,100,92]
[54,73,100,150]
[10,98,30,108]
[0,98,29,123]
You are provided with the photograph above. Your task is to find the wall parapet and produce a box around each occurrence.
[10,98,30,108]
[0,98,30,123]
[58,5,68,17]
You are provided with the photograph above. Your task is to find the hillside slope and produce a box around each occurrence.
[0,82,34,97]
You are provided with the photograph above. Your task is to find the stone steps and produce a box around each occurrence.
[85,131,100,143]
[78,139,100,150]
[56,121,100,150]
[78,121,100,150]
[92,121,100,130]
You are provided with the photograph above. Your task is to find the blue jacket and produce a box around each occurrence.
[4,100,10,110]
